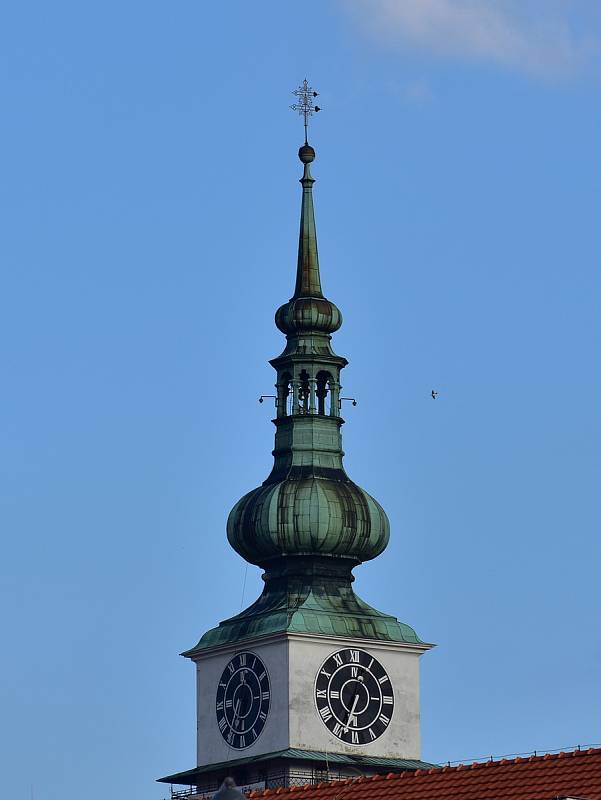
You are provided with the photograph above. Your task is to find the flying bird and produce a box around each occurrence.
[431,390,439,400]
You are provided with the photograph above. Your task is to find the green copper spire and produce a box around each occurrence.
[275,147,341,339]
[184,127,422,656]
[294,144,322,298]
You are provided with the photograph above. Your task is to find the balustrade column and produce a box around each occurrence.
[276,382,287,418]
[329,381,341,417]
[291,378,301,415]
[308,377,317,414]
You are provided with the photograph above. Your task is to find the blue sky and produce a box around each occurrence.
[1,2,600,798]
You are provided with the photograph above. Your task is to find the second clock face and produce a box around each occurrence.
[314,648,394,745]
[215,651,270,750]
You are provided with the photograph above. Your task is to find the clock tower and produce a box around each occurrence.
[159,87,434,796]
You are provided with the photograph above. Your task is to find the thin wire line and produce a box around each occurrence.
[239,562,249,612]
[443,741,601,766]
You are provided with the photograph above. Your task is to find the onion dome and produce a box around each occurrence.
[275,145,342,336]
[275,297,342,336]
[227,476,389,567]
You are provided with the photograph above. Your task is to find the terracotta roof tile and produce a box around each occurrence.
[251,748,601,800]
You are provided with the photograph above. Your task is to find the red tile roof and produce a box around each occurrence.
[249,747,601,800]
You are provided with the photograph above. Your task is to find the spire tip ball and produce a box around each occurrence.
[298,143,315,163]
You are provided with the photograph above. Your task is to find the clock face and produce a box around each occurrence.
[215,651,270,750]
[314,648,394,745]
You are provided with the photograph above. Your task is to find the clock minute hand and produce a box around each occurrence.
[232,699,241,730]
[345,674,364,730]
[345,693,361,730]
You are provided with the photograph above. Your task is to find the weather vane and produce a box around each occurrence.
[290,79,321,144]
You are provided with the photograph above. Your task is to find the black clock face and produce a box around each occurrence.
[215,651,270,750]
[314,648,394,745]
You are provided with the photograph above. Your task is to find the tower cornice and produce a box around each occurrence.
[269,352,348,369]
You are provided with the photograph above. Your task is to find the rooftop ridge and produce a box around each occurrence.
[444,742,601,768]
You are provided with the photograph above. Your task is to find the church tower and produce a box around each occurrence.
[160,83,433,796]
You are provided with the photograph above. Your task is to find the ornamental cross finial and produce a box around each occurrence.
[291,79,321,144]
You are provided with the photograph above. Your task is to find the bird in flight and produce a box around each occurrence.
[431,390,439,400]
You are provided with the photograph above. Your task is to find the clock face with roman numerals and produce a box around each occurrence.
[215,651,270,750]
[314,648,394,745]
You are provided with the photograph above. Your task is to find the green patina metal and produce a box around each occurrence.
[158,749,437,784]
[183,557,421,653]
[186,142,422,656]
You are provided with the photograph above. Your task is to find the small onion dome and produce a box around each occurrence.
[275,296,342,335]
[227,477,390,566]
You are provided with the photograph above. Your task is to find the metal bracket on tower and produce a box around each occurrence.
[340,397,358,407]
